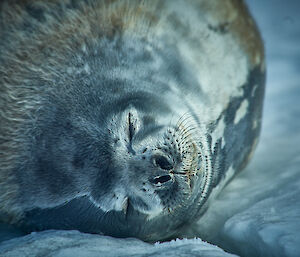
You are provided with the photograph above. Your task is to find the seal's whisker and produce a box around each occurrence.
[176,112,192,126]
[171,171,187,175]
[179,128,197,140]
[178,124,197,134]
[180,135,194,145]
[176,112,194,129]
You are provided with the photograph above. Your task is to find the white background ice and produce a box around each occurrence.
[1,0,300,256]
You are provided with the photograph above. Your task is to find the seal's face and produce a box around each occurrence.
[20,106,208,241]
[92,109,203,219]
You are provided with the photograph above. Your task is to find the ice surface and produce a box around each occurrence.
[222,180,300,257]
[0,230,237,257]
[0,0,299,256]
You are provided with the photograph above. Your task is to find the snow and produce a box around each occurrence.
[0,230,237,257]
[222,183,300,257]
[1,0,300,256]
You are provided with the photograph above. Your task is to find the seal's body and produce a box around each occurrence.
[0,0,265,241]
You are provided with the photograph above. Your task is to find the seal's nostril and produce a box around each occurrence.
[152,175,172,184]
[154,155,173,170]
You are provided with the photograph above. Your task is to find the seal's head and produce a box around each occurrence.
[19,104,211,241]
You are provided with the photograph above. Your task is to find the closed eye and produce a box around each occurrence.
[128,112,135,142]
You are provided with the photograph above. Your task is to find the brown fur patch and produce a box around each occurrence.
[200,0,264,68]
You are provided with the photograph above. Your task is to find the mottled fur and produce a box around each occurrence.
[0,0,264,239]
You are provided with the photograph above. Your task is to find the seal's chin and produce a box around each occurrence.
[127,196,164,220]
[89,195,130,214]
[90,191,164,219]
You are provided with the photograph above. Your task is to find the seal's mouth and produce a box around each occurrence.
[120,195,164,220]
[120,196,129,215]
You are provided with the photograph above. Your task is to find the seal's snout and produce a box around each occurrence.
[149,154,174,187]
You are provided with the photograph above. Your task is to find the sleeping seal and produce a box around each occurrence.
[0,0,265,241]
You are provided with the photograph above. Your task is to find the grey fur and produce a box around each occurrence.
[0,0,265,241]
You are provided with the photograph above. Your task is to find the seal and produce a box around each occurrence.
[0,0,265,241]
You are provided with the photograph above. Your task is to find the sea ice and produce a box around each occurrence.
[0,230,237,257]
